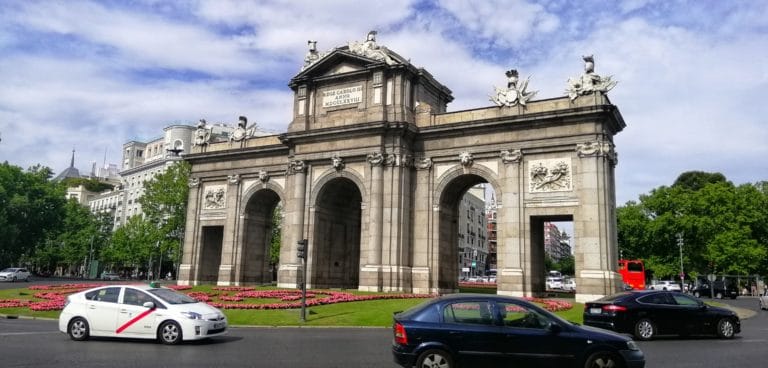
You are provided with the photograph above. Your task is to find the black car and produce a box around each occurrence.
[584,290,740,340]
[691,283,738,299]
[392,294,644,368]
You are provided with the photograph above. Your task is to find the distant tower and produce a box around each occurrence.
[53,149,82,181]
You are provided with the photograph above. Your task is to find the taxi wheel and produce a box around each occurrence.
[159,321,182,345]
[416,349,453,368]
[584,351,622,368]
[68,317,90,341]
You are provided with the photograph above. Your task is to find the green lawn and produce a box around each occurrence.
[0,285,584,326]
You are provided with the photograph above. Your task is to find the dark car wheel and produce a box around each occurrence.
[158,321,182,345]
[716,318,735,339]
[634,318,655,340]
[584,351,623,368]
[68,317,90,341]
[416,349,453,368]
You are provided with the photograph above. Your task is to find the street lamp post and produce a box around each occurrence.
[87,235,95,279]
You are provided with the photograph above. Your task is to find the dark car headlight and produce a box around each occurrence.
[626,340,640,351]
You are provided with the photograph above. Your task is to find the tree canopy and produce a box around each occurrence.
[0,162,66,267]
[618,172,768,279]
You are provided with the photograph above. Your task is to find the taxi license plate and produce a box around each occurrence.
[589,308,602,314]
[213,322,225,329]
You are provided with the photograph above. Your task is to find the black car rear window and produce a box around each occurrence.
[595,292,632,302]
[395,300,441,323]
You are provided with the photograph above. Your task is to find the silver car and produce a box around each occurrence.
[0,267,30,282]
[760,292,768,310]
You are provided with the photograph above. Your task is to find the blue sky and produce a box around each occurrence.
[0,0,766,204]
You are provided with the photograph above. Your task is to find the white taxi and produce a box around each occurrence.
[58,283,227,344]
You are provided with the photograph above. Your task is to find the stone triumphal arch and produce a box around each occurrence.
[178,32,626,302]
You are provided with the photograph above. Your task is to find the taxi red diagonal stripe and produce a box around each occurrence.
[116,307,156,334]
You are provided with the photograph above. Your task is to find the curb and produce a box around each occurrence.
[0,313,56,321]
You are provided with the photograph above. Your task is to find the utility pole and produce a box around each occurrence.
[677,232,684,290]
[297,239,308,322]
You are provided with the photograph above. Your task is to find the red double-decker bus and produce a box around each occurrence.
[618,259,646,290]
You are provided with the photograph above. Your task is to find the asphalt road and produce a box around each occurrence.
[2,279,767,368]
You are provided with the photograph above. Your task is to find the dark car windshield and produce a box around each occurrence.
[147,288,199,304]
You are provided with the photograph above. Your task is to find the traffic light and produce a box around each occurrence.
[297,239,307,259]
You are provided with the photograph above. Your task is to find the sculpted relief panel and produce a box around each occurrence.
[203,184,227,209]
[528,158,573,193]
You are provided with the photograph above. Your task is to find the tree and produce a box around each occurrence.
[270,204,282,265]
[104,215,159,269]
[0,162,66,267]
[673,171,728,191]
[61,177,114,193]
[617,173,768,279]
[138,161,190,274]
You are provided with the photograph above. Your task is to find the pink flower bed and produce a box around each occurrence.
[1,283,572,313]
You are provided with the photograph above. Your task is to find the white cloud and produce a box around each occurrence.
[440,0,560,47]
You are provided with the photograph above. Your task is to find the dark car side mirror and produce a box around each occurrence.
[547,322,563,334]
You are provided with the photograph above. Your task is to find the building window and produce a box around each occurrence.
[373,72,383,85]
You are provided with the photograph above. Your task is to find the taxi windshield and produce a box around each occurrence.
[148,288,199,304]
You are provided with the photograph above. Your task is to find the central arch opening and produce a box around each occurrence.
[312,177,362,289]
[241,189,281,284]
[437,173,494,292]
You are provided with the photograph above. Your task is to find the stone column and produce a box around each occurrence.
[497,149,526,297]
[277,160,307,288]
[380,152,414,292]
[178,177,201,285]
[411,157,433,294]
[360,152,384,291]
[217,174,241,285]
[574,141,623,303]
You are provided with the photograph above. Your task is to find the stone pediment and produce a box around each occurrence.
[292,31,410,85]
[297,50,372,78]
[292,48,401,85]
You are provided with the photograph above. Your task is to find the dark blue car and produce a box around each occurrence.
[392,294,644,368]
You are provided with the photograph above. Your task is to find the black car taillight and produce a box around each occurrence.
[393,322,408,345]
[603,305,627,312]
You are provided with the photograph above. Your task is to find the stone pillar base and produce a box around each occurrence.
[359,265,383,292]
[410,267,432,294]
[216,264,234,286]
[575,269,623,303]
[497,267,527,296]
[177,264,193,285]
[277,263,302,289]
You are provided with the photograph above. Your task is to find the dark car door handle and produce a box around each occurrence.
[449,331,462,335]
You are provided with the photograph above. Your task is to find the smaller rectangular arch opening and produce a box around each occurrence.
[530,215,574,296]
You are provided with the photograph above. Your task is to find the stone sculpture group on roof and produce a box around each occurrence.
[300,30,618,107]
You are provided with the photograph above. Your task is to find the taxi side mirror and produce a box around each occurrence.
[142,301,155,309]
